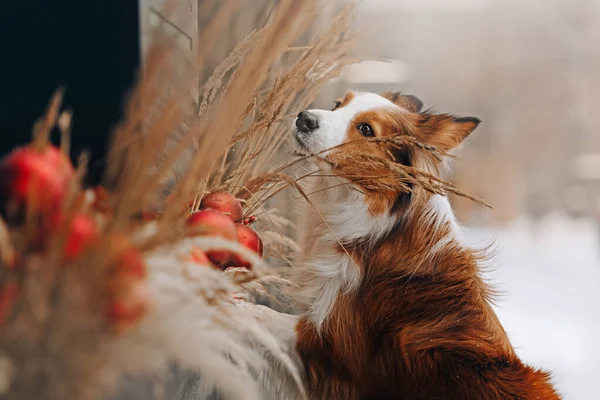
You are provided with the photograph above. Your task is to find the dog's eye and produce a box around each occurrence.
[358,123,374,137]
[332,101,342,111]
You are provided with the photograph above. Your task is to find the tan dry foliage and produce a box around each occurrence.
[0,1,357,399]
[0,0,491,398]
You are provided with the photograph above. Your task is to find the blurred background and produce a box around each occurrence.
[0,0,139,186]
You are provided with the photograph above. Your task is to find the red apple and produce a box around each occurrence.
[107,280,153,333]
[236,224,264,256]
[0,145,74,221]
[117,247,147,280]
[106,235,147,281]
[186,210,237,267]
[102,235,151,332]
[64,214,98,261]
[199,191,243,222]
[186,209,237,239]
[230,223,264,269]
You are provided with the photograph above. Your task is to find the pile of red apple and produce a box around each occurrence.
[0,144,151,332]
[185,191,263,270]
[0,144,265,330]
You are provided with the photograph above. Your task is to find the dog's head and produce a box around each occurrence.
[293,91,480,215]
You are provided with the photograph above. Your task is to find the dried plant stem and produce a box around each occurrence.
[32,88,64,150]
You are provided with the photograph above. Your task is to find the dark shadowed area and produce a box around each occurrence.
[0,0,139,186]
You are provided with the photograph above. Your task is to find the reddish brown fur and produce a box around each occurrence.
[381,91,424,113]
[326,106,478,215]
[333,92,356,110]
[295,92,560,399]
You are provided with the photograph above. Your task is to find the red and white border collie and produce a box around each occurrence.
[252,91,560,400]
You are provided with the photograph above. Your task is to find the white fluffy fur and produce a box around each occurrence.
[292,188,464,331]
[291,174,399,330]
[428,194,463,240]
[233,302,305,400]
[423,194,465,263]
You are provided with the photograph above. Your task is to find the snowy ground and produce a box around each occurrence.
[464,214,600,400]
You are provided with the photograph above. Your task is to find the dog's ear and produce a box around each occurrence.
[381,91,424,113]
[419,114,480,151]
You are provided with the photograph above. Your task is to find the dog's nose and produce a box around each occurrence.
[296,111,319,132]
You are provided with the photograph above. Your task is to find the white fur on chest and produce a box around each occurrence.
[299,176,397,246]
[293,178,465,330]
[293,177,397,330]
[297,245,358,330]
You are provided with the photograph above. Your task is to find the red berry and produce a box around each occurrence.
[199,191,243,222]
[64,214,98,261]
[240,215,256,225]
[0,145,74,221]
[230,224,264,269]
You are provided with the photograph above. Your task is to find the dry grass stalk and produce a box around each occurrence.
[330,151,492,208]
[242,135,491,218]
[0,1,357,399]
[164,1,317,215]
[184,4,356,198]
[31,88,65,150]
[0,0,490,398]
